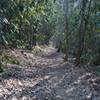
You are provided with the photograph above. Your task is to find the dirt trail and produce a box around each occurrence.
[0,47,100,100]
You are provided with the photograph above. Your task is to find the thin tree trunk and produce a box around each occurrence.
[0,43,4,72]
[75,0,88,65]
[64,0,69,61]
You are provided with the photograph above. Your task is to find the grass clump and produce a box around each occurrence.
[1,50,20,65]
[31,45,45,56]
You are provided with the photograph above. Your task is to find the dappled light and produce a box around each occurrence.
[0,0,100,99]
[0,49,100,99]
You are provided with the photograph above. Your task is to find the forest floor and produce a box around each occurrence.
[0,47,100,100]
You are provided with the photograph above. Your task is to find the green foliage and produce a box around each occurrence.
[1,52,20,65]
[0,0,48,48]
[0,0,100,66]
[31,45,45,55]
[36,34,48,44]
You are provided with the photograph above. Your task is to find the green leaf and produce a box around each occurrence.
[2,36,8,45]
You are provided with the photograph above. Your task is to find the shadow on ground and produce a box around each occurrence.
[0,49,100,100]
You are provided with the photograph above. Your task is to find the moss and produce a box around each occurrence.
[1,51,20,65]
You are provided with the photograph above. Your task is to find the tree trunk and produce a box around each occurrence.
[64,0,69,61]
[0,44,4,72]
[75,0,92,65]
[75,0,88,65]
